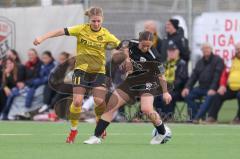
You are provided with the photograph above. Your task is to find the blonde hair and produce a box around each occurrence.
[84,7,103,17]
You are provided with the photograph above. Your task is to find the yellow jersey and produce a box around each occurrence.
[228,57,240,91]
[65,24,120,74]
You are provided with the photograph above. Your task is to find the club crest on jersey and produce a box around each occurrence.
[140,57,146,62]
[146,82,153,90]
[97,36,103,41]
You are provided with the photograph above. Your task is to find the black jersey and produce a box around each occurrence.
[127,39,164,77]
[117,39,166,101]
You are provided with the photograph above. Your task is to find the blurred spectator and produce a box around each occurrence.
[206,43,240,124]
[144,20,162,54]
[161,18,190,62]
[6,48,25,83]
[6,49,22,65]
[181,43,224,123]
[1,48,39,116]
[0,49,25,112]
[0,58,25,120]
[48,52,74,110]
[0,59,3,112]
[0,59,2,81]
[25,48,42,82]
[154,42,188,121]
[25,51,55,108]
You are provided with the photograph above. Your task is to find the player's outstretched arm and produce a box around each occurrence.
[33,29,65,46]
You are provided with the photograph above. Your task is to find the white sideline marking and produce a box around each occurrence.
[0,133,240,136]
[0,134,32,136]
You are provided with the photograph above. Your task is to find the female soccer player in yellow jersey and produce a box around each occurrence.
[33,7,120,143]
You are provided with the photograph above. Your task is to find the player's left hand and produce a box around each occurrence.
[163,92,172,105]
[120,58,133,74]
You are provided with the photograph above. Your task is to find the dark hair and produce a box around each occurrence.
[9,49,21,64]
[42,50,53,59]
[60,51,70,59]
[169,19,179,30]
[2,58,18,84]
[139,31,154,42]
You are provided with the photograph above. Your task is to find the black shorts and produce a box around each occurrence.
[117,78,162,103]
[72,69,106,88]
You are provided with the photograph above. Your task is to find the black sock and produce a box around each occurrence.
[154,122,166,135]
[94,119,110,137]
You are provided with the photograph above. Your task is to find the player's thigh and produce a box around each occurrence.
[140,93,154,113]
[105,89,129,113]
[92,86,107,105]
[73,86,86,107]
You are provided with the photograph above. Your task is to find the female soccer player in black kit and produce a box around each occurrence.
[84,31,172,145]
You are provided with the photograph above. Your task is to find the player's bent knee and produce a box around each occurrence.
[93,97,105,106]
[73,100,82,107]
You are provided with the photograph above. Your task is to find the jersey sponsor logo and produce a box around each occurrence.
[79,38,103,49]
[140,57,147,62]
[0,17,15,59]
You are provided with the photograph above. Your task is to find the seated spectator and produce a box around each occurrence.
[6,49,22,65]
[0,48,40,117]
[0,58,25,120]
[39,51,71,112]
[161,18,190,62]
[154,42,188,121]
[181,43,224,123]
[206,43,240,124]
[0,49,24,112]
[25,51,55,108]
[0,59,4,112]
[1,49,42,120]
[6,50,25,76]
[48,52,74,94]
[48,54,75,119]
[144,20,162,54]
[25,48,42,81]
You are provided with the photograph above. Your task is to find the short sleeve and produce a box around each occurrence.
[156,63,165,75]
[65,24,85,37]
[105,32,120,49]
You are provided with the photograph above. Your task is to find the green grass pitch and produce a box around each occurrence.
[0,121,239,159]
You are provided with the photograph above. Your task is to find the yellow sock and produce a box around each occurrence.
[69,102,81,129]
[94,103,106,123]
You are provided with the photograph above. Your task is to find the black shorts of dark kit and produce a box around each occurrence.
[117,73,163,103]
[72,69,106,89]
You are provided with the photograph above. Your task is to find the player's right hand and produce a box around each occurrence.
[33,37,43,46]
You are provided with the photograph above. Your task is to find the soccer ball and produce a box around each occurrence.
[152,124,172,144]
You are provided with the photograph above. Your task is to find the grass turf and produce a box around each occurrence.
[0,122,239,159]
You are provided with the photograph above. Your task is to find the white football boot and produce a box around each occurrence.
[84,136,101,144]
[150,125,172,145]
